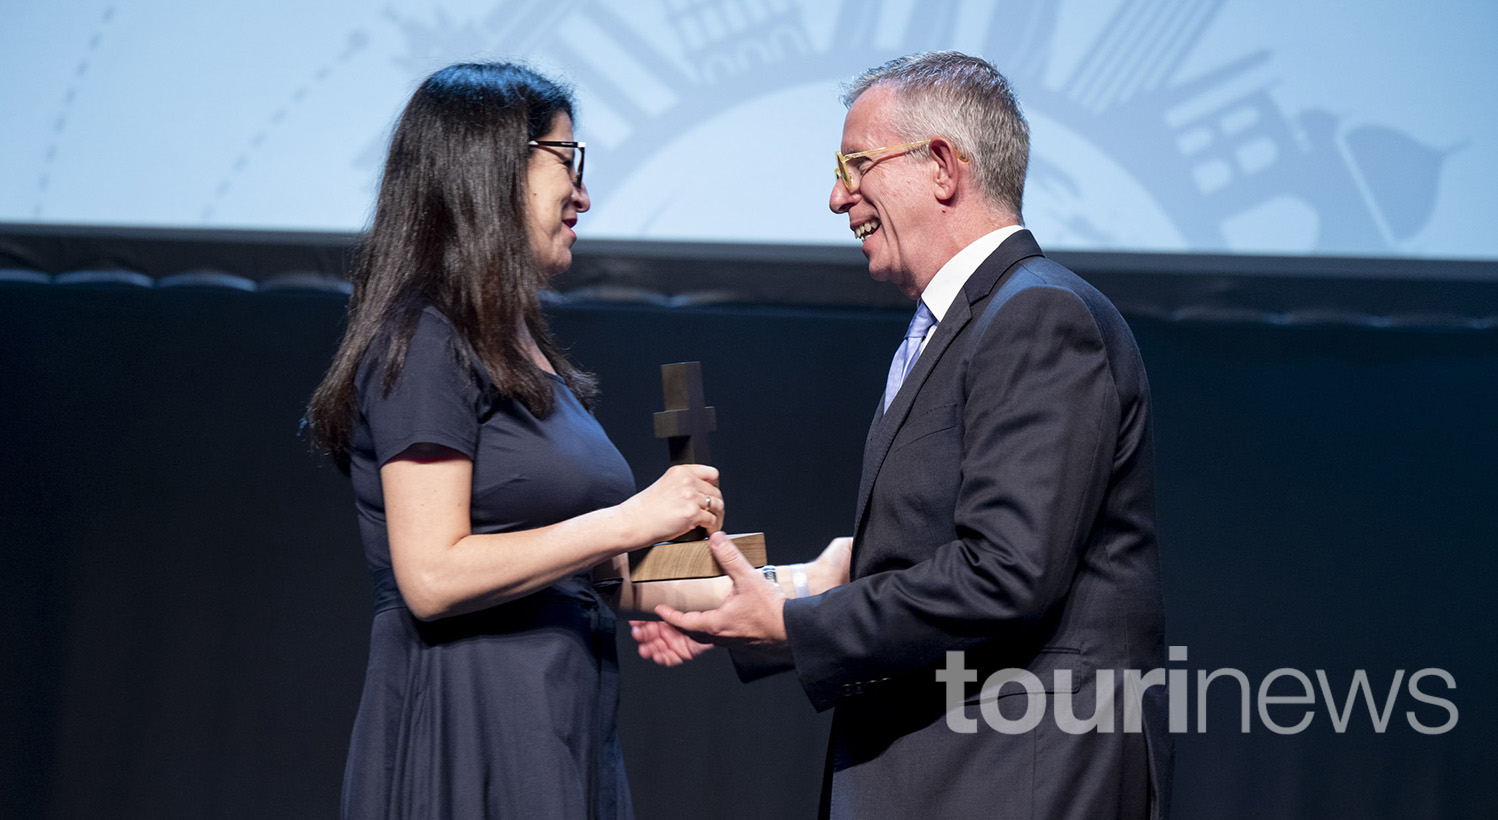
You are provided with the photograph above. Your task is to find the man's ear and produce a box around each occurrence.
[929,137,967,201]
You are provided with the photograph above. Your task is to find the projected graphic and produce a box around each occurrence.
[1,0,1491,260]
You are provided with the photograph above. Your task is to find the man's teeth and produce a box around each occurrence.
[853,220,880,240]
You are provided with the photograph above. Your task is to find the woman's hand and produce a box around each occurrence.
[808,536,853,594]
[630,619,716,666]
[617,464,723,547]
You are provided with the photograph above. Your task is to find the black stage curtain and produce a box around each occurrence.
[2,277,1494,819]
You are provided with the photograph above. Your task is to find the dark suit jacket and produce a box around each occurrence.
[781,231,1170,819]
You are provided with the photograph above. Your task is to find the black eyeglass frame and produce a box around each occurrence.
[527,140,586,188]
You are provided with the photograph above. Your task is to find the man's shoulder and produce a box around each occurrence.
[965,230,1088,303]
[992,248,1125,323]
[969,247,1143,368]
[972,249,1097,317]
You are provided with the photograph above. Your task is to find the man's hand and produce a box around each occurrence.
[654,531,789,647]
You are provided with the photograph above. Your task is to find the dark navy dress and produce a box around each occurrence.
[341,307,636,819]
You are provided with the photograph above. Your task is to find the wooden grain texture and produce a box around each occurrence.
[628,532,766,581]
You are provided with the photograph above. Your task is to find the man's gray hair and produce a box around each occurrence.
[843,51,1029,221]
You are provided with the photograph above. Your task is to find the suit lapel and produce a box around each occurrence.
[852,231,1045,542]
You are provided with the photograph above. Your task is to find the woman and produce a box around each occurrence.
[303,62,737,819]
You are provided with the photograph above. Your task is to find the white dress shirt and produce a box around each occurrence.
[915,224,1023,352]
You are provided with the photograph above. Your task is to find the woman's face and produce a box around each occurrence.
[525,113,590,277]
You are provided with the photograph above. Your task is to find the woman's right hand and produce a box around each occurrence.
[618,464,723,547]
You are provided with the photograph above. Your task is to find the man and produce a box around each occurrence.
[644,51,1170,820]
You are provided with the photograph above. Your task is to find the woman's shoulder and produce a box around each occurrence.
[378,303,463,358]
[354,303,488,461]
[359,304,485,395]
[410,303,461,344]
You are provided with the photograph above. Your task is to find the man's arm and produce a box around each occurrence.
[647,536,852,666]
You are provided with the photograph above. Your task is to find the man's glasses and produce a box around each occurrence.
[833,140,931,191]
[528,140,586,188]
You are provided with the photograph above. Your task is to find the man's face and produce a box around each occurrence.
[829,85,933,299]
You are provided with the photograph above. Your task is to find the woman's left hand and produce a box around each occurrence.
[630,619,715,666]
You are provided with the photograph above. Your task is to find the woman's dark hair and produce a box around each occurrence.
[305,62,597,471]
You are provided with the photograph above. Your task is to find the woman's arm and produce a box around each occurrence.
[382,442,723,621]
[604,536,852,617]
[622,536,854,665]
[601,554,732,616]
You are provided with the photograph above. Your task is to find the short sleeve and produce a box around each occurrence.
[356,309,483,466]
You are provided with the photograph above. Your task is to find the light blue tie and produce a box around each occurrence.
[883,300,937,412]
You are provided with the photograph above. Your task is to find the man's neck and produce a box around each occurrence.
[910,200,1018,280]
[908,209,1020,298]
[919,224,1024,321]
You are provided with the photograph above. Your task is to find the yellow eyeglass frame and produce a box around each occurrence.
[833,140,932,191]
[833,140,970,190]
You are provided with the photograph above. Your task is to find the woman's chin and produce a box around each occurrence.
[534,247,572,279]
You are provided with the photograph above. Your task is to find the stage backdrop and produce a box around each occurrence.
[2,0,1495,263]
[1,274,1494,820]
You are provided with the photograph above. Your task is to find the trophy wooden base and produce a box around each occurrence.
[628,532,766,582]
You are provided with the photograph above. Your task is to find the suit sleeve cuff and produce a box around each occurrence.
[785,594,846,712]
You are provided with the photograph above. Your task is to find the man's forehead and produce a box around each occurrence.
[842,87,897,146]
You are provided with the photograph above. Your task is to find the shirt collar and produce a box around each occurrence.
[918,224,1023,322]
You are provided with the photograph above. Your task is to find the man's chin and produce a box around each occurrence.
[866,262,914,297]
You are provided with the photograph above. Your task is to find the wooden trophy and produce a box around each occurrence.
[628,361,767,581]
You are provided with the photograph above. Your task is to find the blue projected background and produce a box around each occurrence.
[1,0,1494,260]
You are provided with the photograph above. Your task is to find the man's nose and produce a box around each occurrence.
[830,179,855,214]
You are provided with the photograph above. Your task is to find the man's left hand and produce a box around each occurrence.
[655,531,789,647]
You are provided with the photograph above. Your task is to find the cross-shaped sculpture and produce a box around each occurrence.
[654,361,716,467]
[631,361,765,580]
